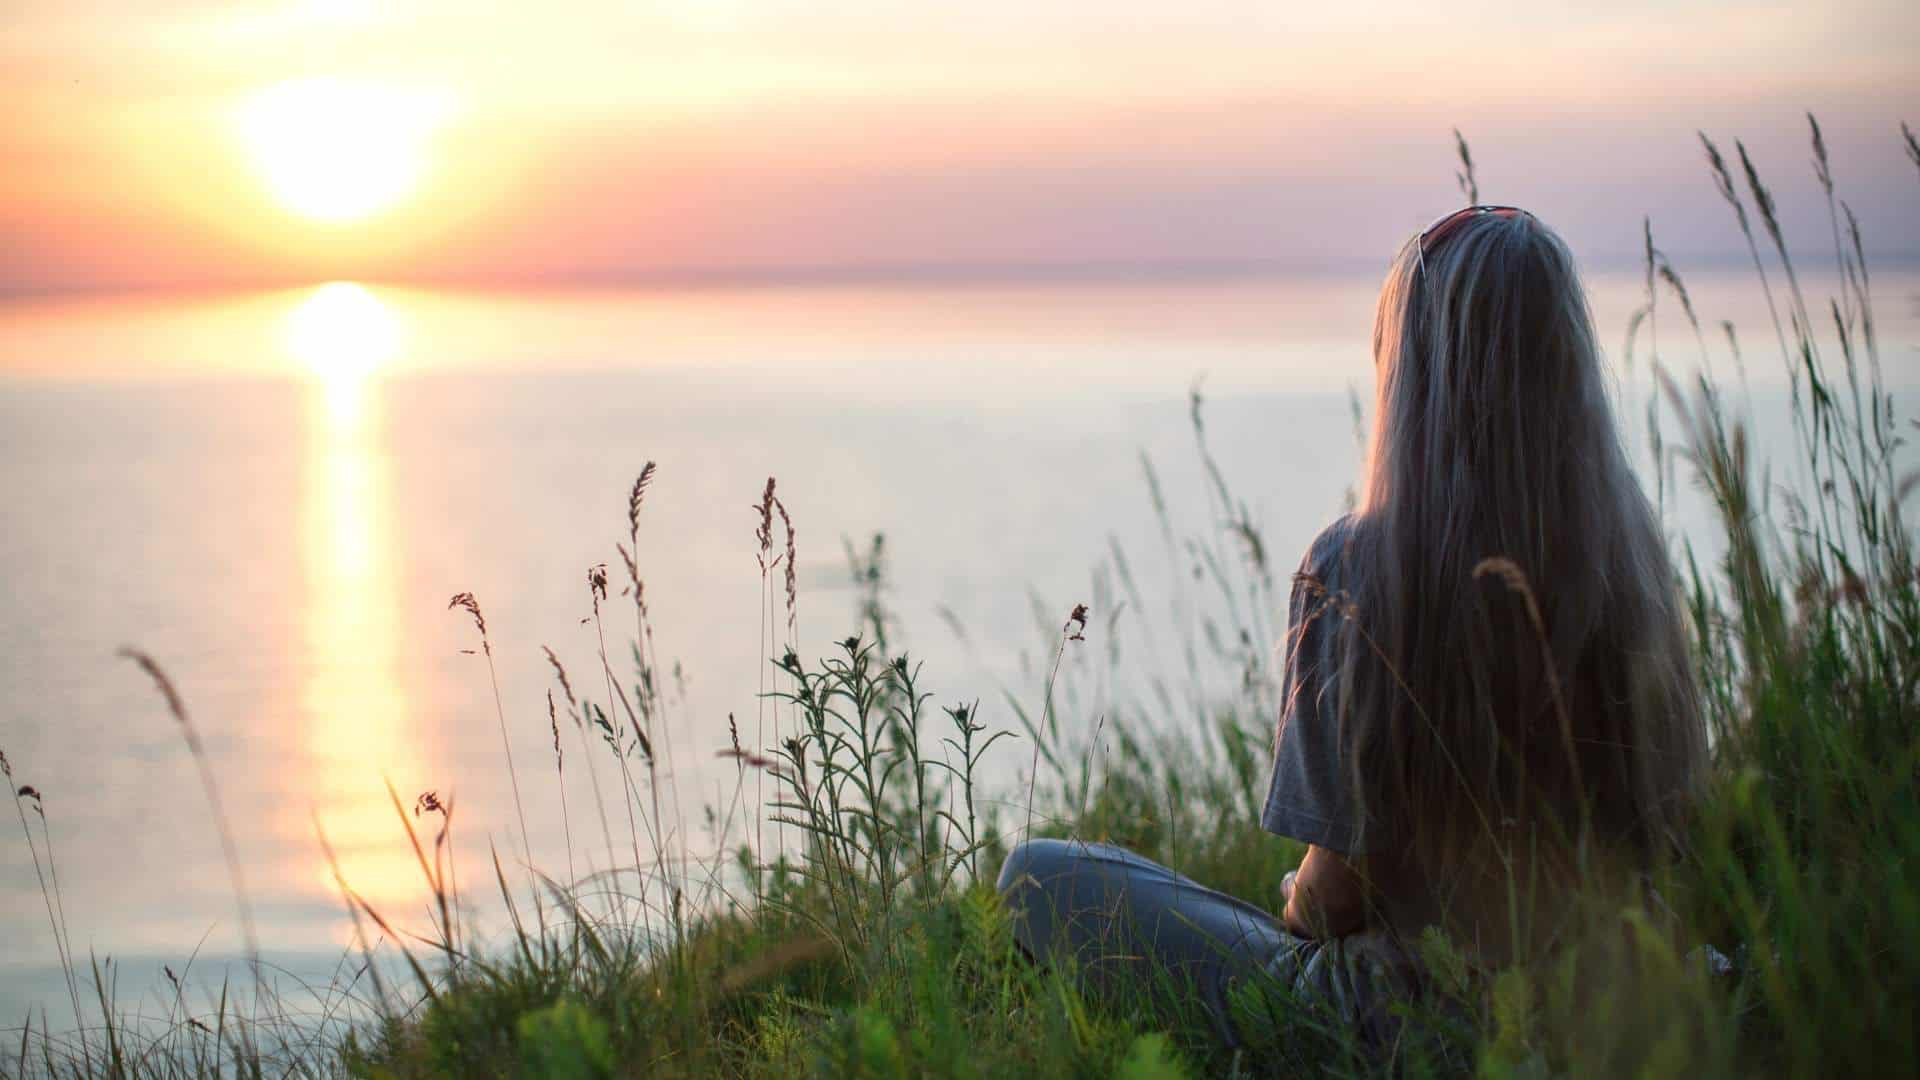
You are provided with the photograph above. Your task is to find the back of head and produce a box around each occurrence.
[1337,210,1704,876]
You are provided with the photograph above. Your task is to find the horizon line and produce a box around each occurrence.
[6,249,1919,303]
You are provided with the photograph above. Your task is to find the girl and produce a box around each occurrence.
[999,206,1706,1048]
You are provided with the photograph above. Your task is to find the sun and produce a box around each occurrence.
[236,77,453,223]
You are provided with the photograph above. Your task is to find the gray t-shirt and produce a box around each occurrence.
[1260,515,1386,855]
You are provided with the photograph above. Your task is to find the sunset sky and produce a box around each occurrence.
[3,0,1916,294]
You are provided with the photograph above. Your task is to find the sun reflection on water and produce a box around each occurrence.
[287,282,425,911]
[286,281,401,429]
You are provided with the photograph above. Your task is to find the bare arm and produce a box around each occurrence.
[1281,844,1369,939]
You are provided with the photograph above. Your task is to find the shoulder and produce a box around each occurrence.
[1285,515,1363,634]
[1296,514,1362,583]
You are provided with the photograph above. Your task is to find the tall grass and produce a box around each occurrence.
[5,116,1916,1076]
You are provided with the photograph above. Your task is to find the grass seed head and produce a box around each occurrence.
[119,648,199,750]
[1065,603,1089,641]
[1698,131,1751,233]
[775,496,798,631]
[543,646,578,708]
[627,462,656,543]
[447,593,489,654]
[1658,259,1700,332]
[1809,112,1832,191]
[754,477,777,570]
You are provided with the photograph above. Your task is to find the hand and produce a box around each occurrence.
[1280,868,1298,905]
[1281,846,1366,940]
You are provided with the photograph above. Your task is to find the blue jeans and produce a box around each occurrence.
[997,838,1418,1048]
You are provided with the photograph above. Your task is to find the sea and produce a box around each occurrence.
[2,266,1913,1025]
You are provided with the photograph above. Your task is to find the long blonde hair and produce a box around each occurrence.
[1334,210,1704,866]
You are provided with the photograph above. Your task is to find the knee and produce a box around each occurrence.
[996,837,1074,898]
[997,838,1079,960]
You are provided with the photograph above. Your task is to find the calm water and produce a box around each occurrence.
[2,269,1914,1023]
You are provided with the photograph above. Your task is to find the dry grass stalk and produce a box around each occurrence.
[5,751,87,1048]
[310,810,395,1022]
[547,644,618,886]
[1472,556,1583,800]
[444,593,540,918]
[773,494,799,867]
[1025,604,1089,844]
[1453,126,1478,203]
[397,784,460,963]
[118,648,261,984]
[753,476,778,895]
[586,562,654,921]
[549,690,577,886]
[620,462,687,936]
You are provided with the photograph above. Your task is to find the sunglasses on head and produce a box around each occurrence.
[1414,205,1530,279]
